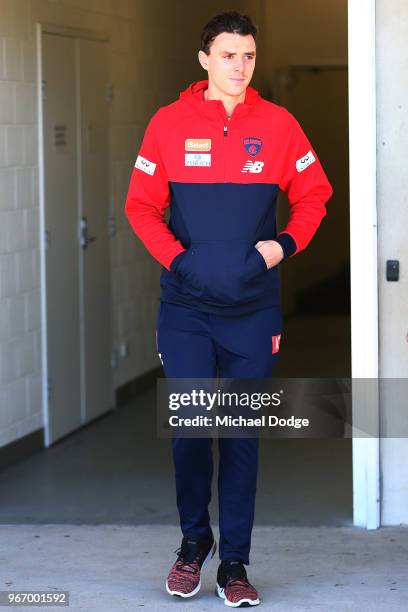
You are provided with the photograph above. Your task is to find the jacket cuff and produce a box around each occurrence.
[169,250,187,272]
[275,233,297,259]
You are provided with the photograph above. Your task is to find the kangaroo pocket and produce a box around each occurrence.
[175,240,269,305]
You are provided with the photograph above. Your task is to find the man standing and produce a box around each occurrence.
[125,11,333,608]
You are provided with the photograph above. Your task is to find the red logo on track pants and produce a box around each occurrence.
[272,334,281,354]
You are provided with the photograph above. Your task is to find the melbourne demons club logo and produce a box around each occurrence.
[272,334,282,354]
[243,137,262,156]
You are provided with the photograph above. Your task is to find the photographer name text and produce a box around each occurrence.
[168,415,309,429]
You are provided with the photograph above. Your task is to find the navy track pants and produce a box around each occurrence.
[156,301,283,564]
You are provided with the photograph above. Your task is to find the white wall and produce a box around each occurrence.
[0,0,48,447]
[376,0,408,525]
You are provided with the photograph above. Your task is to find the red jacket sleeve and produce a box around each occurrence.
[124,110,186,271]
[276,112,334,258]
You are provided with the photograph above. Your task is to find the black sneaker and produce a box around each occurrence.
[216,559,260,607]
[166,533,216,598]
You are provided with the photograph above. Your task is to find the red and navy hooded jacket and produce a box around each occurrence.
[124,80,333,315]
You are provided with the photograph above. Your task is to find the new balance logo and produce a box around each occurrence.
[241,160,264,173]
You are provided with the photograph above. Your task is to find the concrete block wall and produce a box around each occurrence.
[0,0,42,447]
[0,0,153,448]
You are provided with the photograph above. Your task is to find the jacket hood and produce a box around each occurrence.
[179,80,261,121]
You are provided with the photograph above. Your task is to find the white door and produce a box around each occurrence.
[79,38,114,421]
[42,33,113,444]
[42,33,81,441]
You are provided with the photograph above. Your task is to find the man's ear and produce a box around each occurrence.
[198,50,209,71]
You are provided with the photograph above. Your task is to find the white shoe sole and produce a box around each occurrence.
[216,582,260,607]
[165,540,217,598]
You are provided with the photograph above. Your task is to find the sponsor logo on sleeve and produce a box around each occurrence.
[185,139,212,152]
[241,160,264,173]
[243,137,262,156]
[135,155,156,175]
[272,334,282,354]
[185,153,211,167]
[296,150,316,173]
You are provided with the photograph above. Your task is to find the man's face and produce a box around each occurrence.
[198,32,256,98]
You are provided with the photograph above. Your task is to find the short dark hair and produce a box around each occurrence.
[200,11,257,55]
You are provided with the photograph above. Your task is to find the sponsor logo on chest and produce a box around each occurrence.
[185,153,211,167]
[185,138,212,152]
[241,160,264,174]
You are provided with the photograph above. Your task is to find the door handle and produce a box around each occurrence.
[80,216,97,249]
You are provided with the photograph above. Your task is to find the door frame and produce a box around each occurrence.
[269,0,380,528]
[36,23,109,447]
[348,0,380,528]
[36,4,381,525]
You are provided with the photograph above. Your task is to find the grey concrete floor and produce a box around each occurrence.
[0,386,352,525]
[2,524,407,611]
[0,315,353,525]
